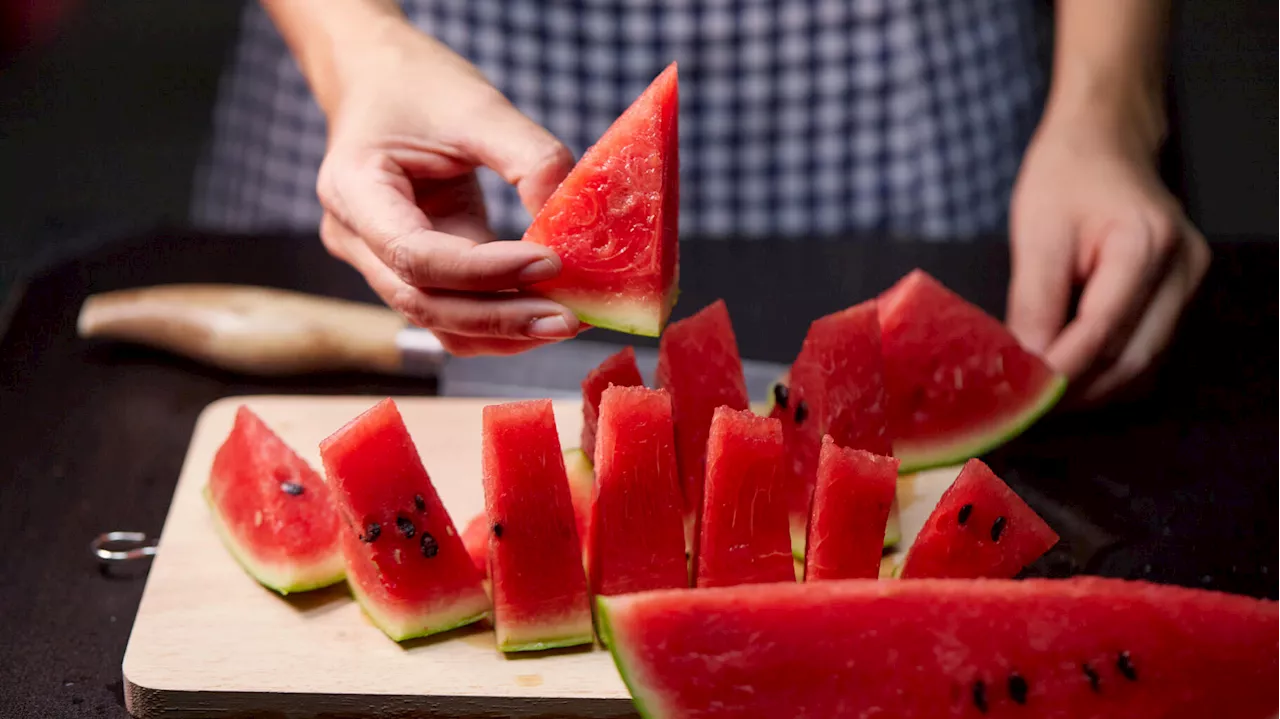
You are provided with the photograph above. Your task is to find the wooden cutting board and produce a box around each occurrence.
[122,395,957,718]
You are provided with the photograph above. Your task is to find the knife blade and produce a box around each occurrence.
[76,284,788,400]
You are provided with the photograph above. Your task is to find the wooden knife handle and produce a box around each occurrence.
[77,284,415,376]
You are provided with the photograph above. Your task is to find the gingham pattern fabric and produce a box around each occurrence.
[192,0,1049,240]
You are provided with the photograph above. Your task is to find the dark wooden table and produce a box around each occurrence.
[1,228,1275,718]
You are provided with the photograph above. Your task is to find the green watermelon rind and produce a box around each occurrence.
[349,577,491,643]
[553,284,679,338]
[202,486,346,596]
[498,632,596,653]
[894,374,1067,474]
[597,596,665,719]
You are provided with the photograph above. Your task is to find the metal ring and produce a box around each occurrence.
[91,531,158,562]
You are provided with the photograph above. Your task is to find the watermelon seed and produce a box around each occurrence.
[420,532,439,558]
[957,504,973,526]
[1116,652,1137,681]
[280,481,304,496]
[413,494,426,512]
[493,523,504,538]
[773,384,789,410]
[794,400,808,425]
[395,516,416,539]
[360,522,381,543]
[1081,663,1101,692]
[990,516,1007,542]
[1007,674,1028,705]
[972,680,987,713]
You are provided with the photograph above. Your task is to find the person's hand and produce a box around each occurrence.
[1006,112,1210,403]
[313,17,580,356]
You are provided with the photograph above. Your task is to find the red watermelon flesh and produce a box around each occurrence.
[522,63,679,337]
[879,269,1066,473]
[482,400,593,651]
[804,436,899,581]
[656,299,750,546]
[461,512,488,578]
[319,398,490,641]
[599,577,1279,719]
[205,406,344,594]
[581,346,644,460]
[901,458,1059,579]
[590,386,688,599]
[696,407,793,589]
[772,300,889,557]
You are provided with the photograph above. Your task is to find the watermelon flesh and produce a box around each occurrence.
[522,63,679,337]
[880,269,1066,472]
[580,346,644,461]
[804,436,899,581]
[589,386,688,599]
[563,447,595,559]
[205,406,344,594]
[901,458,1059,579]
[481,400,593,651]
[319,398,490,641]
[599,577,1279,719]
[460,512,488,578]
[696,407,794,588]
[656,299,750,547]
[772,300,890,557]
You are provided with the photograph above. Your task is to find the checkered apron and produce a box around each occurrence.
[192,0,1049,240]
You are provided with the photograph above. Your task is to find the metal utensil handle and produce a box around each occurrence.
[92,531,158,562]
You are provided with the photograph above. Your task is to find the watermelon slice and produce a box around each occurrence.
[771,300,890,558]
[900,458,1059,579]
[804,436,899,581]
[580,346,644,461]
[880,269,1067,472]
[656,299,750,546]
[319,399,490,641]
[695,407,794,588]
[562,447,595,558]
[589,386,688,600]
[481,400,593,651]
[522,63,679,337]
[460,512,488,578]
[598,578,1279,719]
[205,406,344,594]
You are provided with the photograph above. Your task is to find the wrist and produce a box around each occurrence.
[1040,76,1167,160]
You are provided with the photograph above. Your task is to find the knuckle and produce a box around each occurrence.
[385,235,428,286]
[391,288,438,328]
[1146,217,1178,256]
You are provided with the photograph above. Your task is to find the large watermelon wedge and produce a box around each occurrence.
[880,270,1066,473]
[598,578,1279,719]
[205,406,344,594]
[522,63,679,337]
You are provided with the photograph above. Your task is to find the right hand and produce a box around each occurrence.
[313,16,580,356]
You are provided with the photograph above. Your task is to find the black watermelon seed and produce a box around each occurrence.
[280,481,305,496]
[990,516,1007,542]
[420,532,439,558]
[957,503,973,526]
[360,522,381,543]
[492,523,504,538]
[972,680,987,713]
[773,383,790,410]
[1008,674,1028,705]
[1082,663,1101,693]
[395,516,416,539]
[1116,651,1137,681]
[413,494,426,512]
[794,400,808,425]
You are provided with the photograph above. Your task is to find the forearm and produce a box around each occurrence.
[1043,0,1172,154]
[259,0,406,115]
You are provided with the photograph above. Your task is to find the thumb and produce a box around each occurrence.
[461,100,576,217]
[1006,222,1076,356]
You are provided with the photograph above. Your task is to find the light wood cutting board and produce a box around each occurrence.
[122,395,958,718]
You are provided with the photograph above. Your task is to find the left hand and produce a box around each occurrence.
[1006,113,1211,404]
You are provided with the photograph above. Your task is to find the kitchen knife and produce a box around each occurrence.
[76,284,789,400]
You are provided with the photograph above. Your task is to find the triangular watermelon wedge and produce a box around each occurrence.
[523,63,680,337]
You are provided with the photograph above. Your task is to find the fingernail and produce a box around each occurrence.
[527,314,575,339]
[517,259,558,284]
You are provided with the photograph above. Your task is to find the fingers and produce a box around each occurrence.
[321,215,580,341]
[1077,226,1211,402]
[1042,220,1173,380]
[318,155,561,291]
[431,330,557,358]
[458,96,576,216]
[1006,219,1076,356]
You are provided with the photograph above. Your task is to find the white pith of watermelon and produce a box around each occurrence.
[598,578,1280,719]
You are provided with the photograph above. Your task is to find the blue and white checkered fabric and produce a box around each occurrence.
[192,0,1049,240]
